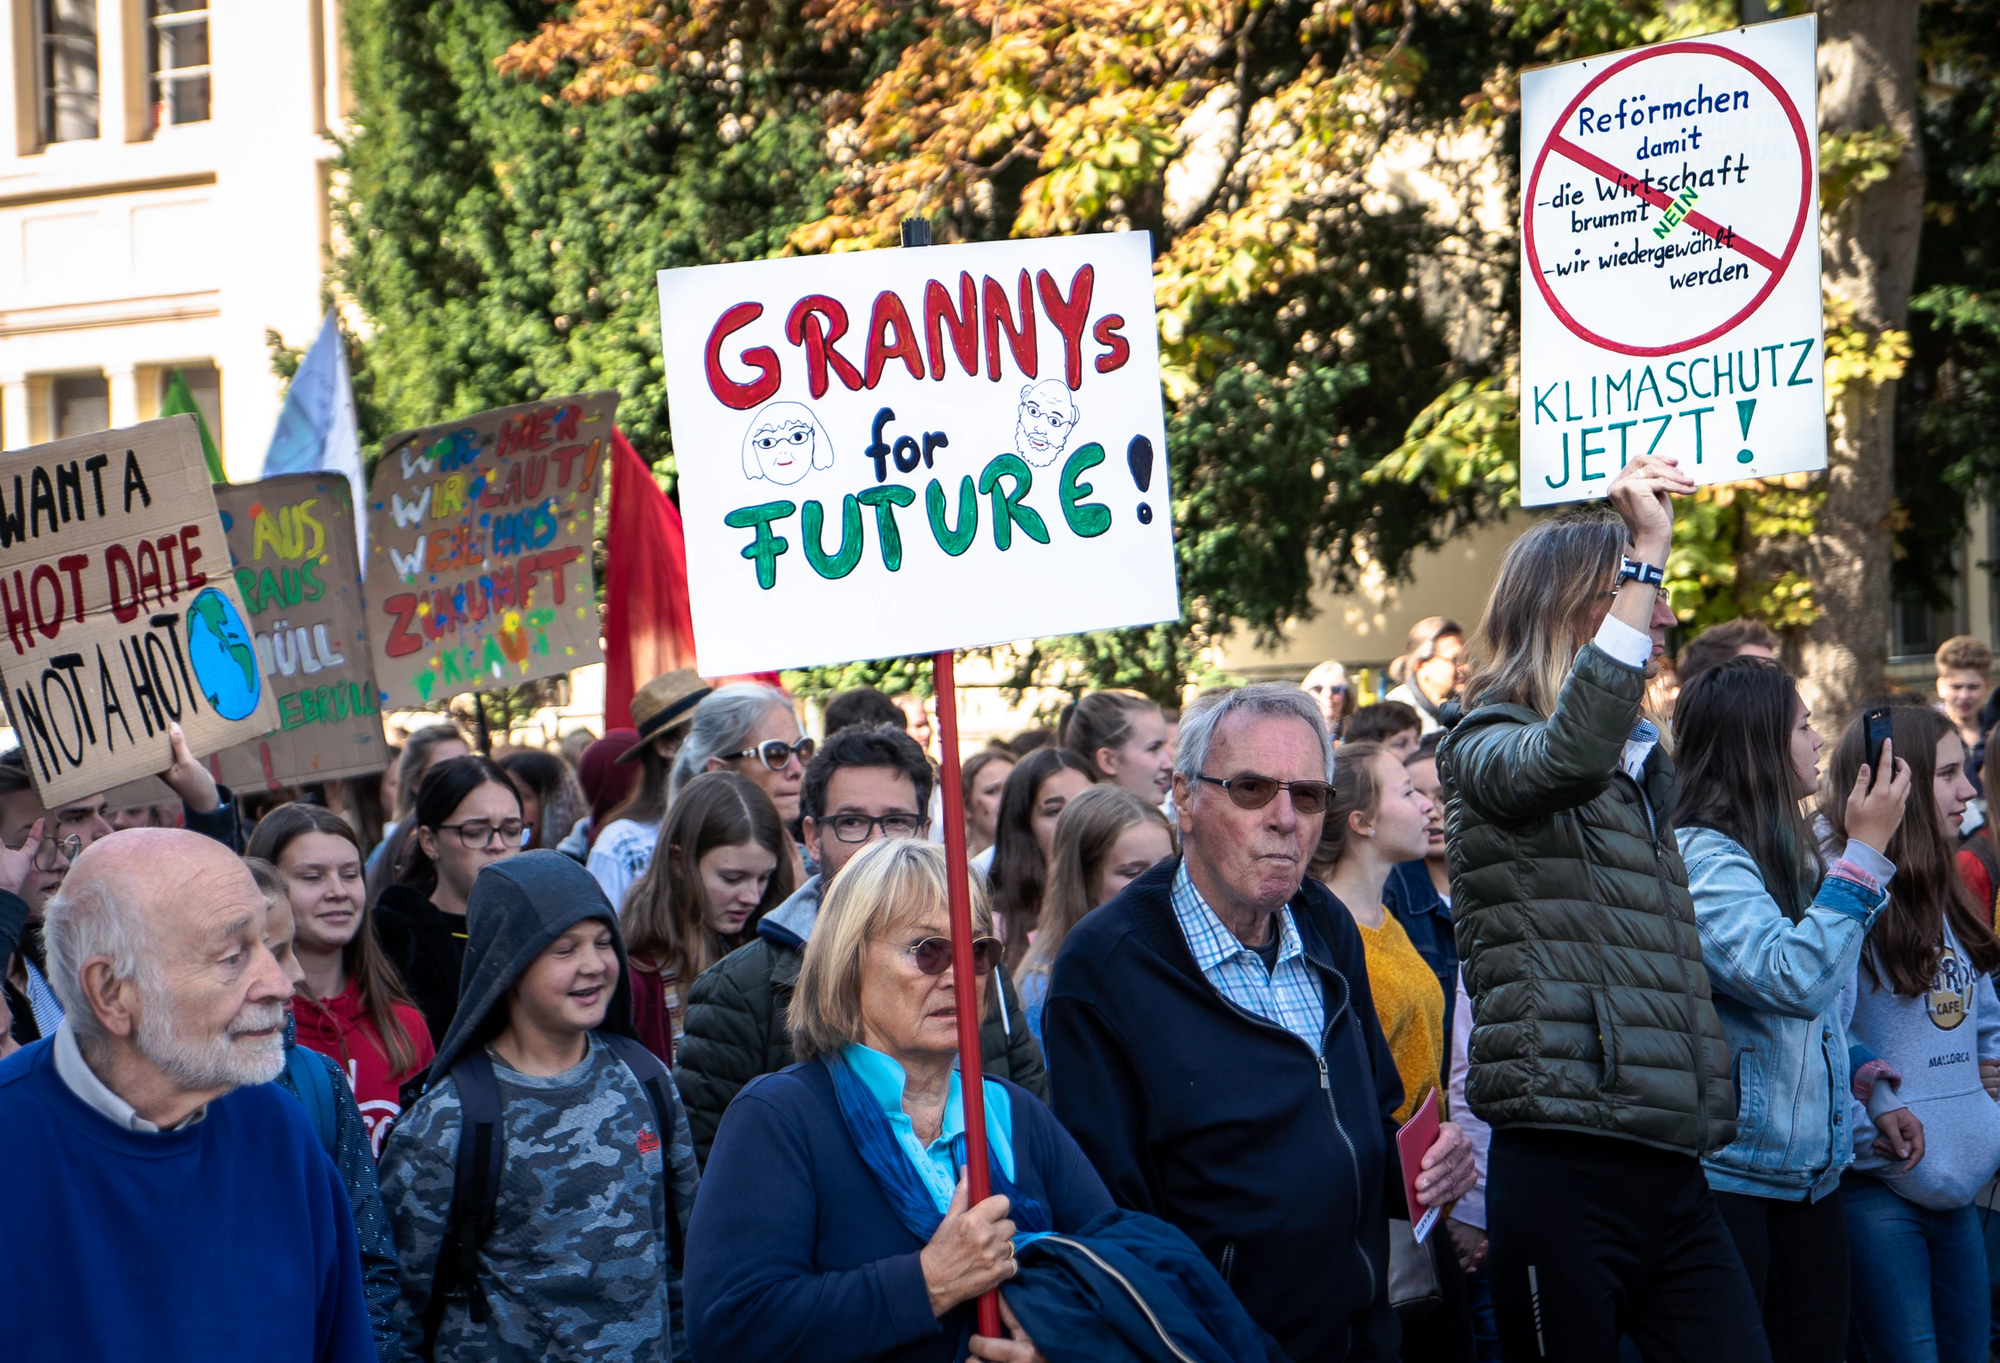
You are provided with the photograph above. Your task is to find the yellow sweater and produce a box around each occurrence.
[1354,910,1446,1125]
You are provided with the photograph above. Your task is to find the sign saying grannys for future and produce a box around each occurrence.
[1519,13,1826,505]
[657,231,1181,676]
[0,416,276,805]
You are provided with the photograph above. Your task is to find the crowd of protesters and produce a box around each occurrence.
[10,451,2000,1362]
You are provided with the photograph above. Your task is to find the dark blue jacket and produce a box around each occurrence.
[1382,858,1457,1089]
[1044,858,1405,1363]
[1011,1210,1287,1363]
[684,1061,1115,1363]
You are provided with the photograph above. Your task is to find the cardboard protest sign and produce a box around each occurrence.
[0,415,277,804]
[366,395,610,708]
[658,231,1179,675]
[1519,14,1825,506]
[210,474,387,790]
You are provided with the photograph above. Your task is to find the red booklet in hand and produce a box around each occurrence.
[1396,1087,1443,1243]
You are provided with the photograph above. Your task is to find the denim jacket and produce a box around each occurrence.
[1677,825,1891,1201]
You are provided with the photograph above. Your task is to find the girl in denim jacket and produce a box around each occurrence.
[1674,657,1910,1363]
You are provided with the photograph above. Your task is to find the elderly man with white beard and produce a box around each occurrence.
[0,828,374,1363]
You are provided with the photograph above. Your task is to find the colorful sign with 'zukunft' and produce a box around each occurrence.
[658,232,1179,675]
[212,474,387,789]
[0,415,277,804]
[1519,14,1825,506]
[366,395,610,708]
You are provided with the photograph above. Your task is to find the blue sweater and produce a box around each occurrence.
[0,1038,375,1362]
[1044,857,1405,1363]
[684,1061,1115,1363]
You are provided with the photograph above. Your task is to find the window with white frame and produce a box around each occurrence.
[148,0,211,128]
[36,0,100,143]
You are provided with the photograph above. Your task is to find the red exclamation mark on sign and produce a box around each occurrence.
[260,741,282,791]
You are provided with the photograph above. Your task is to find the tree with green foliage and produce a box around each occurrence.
[335,0,1994,717]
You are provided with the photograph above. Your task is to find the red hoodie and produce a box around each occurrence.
[292,979,436,1156]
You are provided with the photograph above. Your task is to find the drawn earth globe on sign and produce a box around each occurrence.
[186,587,262,720]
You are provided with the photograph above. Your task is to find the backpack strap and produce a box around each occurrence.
[284,1044,337,1156]
[597,1031,687,1273]
[417,1050,505,1363]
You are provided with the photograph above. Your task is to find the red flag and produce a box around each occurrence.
[603,428,698,728]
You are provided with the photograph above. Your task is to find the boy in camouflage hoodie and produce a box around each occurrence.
[380,851,698,1362]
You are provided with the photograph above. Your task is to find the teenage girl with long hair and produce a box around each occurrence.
[1828,699,2000,1363]
[1014,785,1175,1042]
[983,747,1095,964]
[374,755,525,1044]
[1673,657,1910,1361]
[619,771,797,1064]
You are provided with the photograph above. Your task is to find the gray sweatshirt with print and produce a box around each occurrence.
[1842,924,2000,1209]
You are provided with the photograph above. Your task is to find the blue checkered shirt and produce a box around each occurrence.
[1171,861,1326,1052]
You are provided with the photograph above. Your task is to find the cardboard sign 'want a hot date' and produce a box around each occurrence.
[366,394,610,710]
[0,415,276,804]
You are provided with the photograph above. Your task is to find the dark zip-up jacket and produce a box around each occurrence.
[1436,641,1736,1156]
[674,877,1048,1166]
[1044,857,1404,1363]
[373,885,466,1049]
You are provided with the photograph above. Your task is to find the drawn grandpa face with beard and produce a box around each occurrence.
[1013,380,1079,468]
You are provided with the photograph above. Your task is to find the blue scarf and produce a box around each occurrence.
[824,1054,1049,1243]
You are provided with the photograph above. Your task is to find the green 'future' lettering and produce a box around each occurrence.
[724,501,795,590]
[977,454,1050,552]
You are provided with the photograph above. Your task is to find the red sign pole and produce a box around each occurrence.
[898,216,1000,1339]
[932,646,1003,1339]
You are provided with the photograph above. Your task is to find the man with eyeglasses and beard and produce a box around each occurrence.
[0,828,374,1362]
[1044,684,1475,1363]
[675,723,1047,1166]
[2,723,242,1048]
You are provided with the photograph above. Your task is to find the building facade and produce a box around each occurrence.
[0,0,340,471]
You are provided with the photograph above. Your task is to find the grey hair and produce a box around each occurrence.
[1175,684,1335,791]
[43,875,150,1046]
[670,683,798,798]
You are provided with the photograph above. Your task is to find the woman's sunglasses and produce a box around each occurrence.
[893,935,1004,977]
[733,737,815,771]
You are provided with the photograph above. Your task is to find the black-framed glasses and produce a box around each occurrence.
[888,935,1004,977]
[7,832,81,870]
[1195,773,1332,816]
[437,819,529,849]
[733,737,815,771]
[825,812,927,843]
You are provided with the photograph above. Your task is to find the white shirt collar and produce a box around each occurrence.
[52,1018,206,1133]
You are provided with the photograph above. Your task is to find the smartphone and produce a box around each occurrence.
[1863,705,1894,773]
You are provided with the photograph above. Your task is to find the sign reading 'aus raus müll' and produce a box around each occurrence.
[0,416,276,804]
[211,474,388,790]
[1519,13,1825,506]
[659,232,1180,675]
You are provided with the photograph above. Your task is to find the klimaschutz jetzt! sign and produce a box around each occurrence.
[1519,14,1824,506]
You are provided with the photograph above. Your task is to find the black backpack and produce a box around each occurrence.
[416,1032,686,1361]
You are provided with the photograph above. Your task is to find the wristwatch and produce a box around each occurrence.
[1618,557,1665,588]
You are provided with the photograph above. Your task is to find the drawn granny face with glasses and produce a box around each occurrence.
[1013,379,1079,467]
[742,401,835,485]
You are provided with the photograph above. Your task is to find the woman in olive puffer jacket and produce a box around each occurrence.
[1436,455,1766,1363]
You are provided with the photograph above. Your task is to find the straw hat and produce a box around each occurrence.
[618,668,711,762]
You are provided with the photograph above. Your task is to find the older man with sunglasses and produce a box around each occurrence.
[1045,684,1474,1362]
